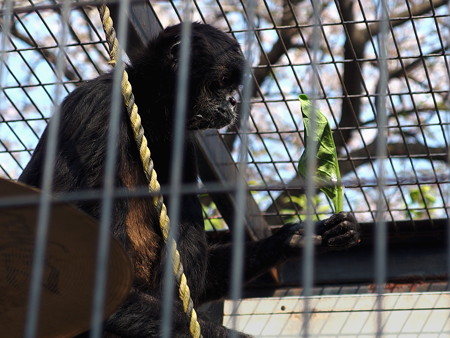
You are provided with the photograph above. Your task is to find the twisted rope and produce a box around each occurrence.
[97,5,201,337]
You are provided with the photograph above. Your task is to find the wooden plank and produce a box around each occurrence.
[108,2,162,61]
[195,130,271,240]
[279,240,446,287]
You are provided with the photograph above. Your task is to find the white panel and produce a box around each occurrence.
[223,292,450,337]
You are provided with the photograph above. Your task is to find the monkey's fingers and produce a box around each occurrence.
[322,221,360,248]
[326,231,361,248]
[316,212,357,235]
[328,212,357,228]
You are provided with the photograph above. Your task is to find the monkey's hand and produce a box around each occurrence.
[275,212,360,258]
[272,222,317,258]
[316,212,360,250]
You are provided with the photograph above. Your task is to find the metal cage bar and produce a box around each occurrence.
[0,0,449,337]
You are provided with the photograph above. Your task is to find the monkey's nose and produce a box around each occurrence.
[229,96,237,106]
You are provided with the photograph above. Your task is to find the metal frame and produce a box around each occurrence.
[1,0,450,336]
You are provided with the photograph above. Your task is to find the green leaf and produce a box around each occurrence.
[297,94,343,213]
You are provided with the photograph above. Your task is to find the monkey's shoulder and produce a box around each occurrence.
[64,73,113,103]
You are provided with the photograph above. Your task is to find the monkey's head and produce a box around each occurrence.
[144,23,245,130]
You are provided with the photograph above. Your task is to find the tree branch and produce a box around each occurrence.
[368,0,449,37]
[362,106,448,126]
[9,20,78,82]
[373,46,447,115]
[223,0,306,150]
[335,0,448,150]
[252,2,301,86]
[334,0,365,150]
[339,140,448,175]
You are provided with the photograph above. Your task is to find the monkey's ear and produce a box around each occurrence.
[169,41,181,63]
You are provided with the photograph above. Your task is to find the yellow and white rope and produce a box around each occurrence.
[98,5,201,337]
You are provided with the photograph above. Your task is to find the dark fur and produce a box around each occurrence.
[19,23,360,337]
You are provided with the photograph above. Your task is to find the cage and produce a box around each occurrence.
[0,0,449,337]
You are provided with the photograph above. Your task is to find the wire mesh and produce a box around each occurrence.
[1,1,449,224]
[0,0,449,337]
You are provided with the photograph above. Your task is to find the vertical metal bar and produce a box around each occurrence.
[302,0,321,336]
[230,0,256,335]
[0,0,13,94]
[24,1,70,337]
[446,1,450,296]
[160,2,192,337]
[374,0,389,336]
[0,0,13,181]
[90,1,130,337]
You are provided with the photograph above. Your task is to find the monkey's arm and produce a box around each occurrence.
[200,212,360,303]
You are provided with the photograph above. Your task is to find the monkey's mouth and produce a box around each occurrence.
[188,103,237,130]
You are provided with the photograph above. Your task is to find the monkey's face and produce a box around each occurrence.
[187,39,245,131]
[156,23,245,131]
[146,24,246,130]
[188,63,243,130]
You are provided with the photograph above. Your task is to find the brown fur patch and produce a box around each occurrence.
[120,167,160,286]
[125,197,160,284]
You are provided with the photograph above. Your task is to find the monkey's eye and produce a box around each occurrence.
[170,41,181,62]
[218,76,229,88]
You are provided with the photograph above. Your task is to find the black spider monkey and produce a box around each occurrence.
[19,23,360,337]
